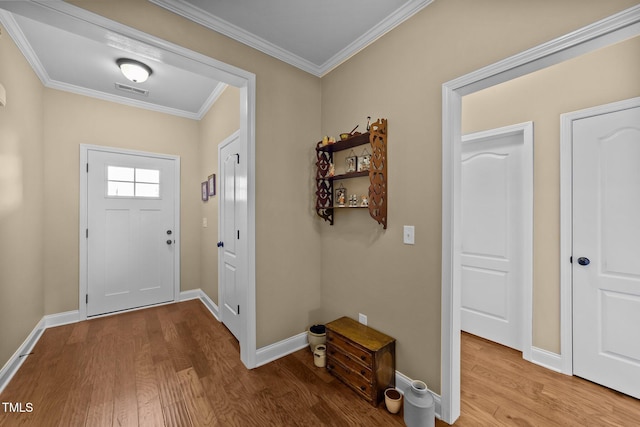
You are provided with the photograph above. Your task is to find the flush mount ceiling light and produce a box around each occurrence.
[116,58,152,83]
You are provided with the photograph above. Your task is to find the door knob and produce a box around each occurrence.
[166,230,172,235]
[166,240,173,245]
[217,241,224,248]
[577,257,590,266]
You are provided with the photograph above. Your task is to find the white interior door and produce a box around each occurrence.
[87,149,176,316]
[460,123,532,352]
[218,134,242,340]
[572,105,640,398]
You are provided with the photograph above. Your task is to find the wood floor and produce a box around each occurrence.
[1,300,638,426]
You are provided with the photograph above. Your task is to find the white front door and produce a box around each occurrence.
[460,123,533,352]
[218,134,242,340]
[87,149,177,316]
[572,105,640,398]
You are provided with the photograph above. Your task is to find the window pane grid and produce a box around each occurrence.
[107,166,160,198]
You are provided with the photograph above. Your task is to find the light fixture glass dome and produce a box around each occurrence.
[116,58,152,83]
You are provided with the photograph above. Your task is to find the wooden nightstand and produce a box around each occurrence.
[325,316,396,406]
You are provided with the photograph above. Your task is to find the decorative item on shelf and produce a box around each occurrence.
[329,136,336,144]
[308,324,326,352]
[313,344,327,368]
[360,195,369,207]
[335,184,347,207]
[207,174,216,197]
[201,181,209,202]
[345,150,357,173]
[384,388,403,414]
[348,194,358,207]
[357,147,371,172]
[328,162,335,177]
[366,116,371,131]
[403,380,435,427]
[321,136,329,146]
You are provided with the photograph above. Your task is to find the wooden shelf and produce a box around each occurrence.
[315,119,387,229]
[316,132,370,152]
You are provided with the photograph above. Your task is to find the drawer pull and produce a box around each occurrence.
[328,364,334,369]
[360,355,367,361]
[360,385,367,391]
[328,337,334,341]
[360,370,366,376]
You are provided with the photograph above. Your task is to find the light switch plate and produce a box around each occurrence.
[202,217,208,228]
[403,225,415,245]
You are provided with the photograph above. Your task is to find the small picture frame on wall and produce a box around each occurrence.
[201,181,209,201]
[345,155,357,173]
[208,174,216,196]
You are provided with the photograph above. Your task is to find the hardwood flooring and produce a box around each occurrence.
[1,301,638,426]
[0,300,404,426]
[449,332,640,426]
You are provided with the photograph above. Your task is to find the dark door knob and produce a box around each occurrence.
[166,230,172,235]
[577,257,590,266]
[217,241,224,248]
[166,240,173,245]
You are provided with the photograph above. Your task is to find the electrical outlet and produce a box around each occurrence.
[359,313,367,325]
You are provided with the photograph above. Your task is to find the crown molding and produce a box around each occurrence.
[150,0,434,77]
[0,10,51,84]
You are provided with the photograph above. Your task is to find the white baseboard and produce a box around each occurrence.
[179,289,219,320]
[395,370,442,420]
[255,331,309,368]
[0,319,45,395]
[531,346,563,373]
[43,310,81,328]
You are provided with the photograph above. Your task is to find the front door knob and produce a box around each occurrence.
[166,240,173,245]
[577,257,590,266]
[217,241,224,248]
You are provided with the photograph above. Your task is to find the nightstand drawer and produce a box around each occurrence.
[326,356,373,402]
[326,343,373,382]
[327,331,372,366]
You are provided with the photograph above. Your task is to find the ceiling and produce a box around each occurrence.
[0,0,432,119]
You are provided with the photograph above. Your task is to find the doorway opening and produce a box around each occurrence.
[441,6,640,424]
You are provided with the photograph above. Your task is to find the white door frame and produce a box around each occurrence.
[64,2,258,369]
[79,145,181,319]
[461,122,533,360]
[441,6,640,424]
[559,96,640,375]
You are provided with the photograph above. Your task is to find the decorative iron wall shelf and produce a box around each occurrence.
[315,118,387,229]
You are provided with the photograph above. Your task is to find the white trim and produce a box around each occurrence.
[461,122,534,362]
[179,289,220,321]
[255,332,309,368]
[79,145,181,320]
[441,5,640,424]
[150,0,434,77]
[530,347,563,373]
[0,319,45,395]
[42,310,81,328]
[559,96,640,376]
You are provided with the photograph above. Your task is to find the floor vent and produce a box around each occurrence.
[114,82,149,97]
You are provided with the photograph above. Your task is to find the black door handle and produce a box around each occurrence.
[217,241,224,248]
[577,257,590,266]
[166,240,173,245]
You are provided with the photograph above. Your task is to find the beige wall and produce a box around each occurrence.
[462,35,640,353]
[199,85,241,303]
[0,24,45,366]
[319,0,639,393]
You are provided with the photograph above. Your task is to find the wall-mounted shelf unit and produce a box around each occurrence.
[315,118,387,228]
